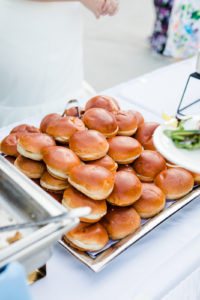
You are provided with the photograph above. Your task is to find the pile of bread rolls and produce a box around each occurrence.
[1,95,199,253]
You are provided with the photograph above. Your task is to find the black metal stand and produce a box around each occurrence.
[176,72,200,119]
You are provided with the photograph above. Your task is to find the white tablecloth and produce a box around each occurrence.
[1,57,199,300]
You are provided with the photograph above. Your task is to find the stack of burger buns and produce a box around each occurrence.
[0,95,197,253]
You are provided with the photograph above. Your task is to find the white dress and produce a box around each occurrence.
[0,0,83,127]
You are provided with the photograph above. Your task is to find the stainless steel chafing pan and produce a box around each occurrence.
[0,156,87,274]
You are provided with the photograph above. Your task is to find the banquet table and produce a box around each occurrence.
[1,57,200,300]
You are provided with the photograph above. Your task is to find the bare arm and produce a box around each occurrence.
[36,0,119,19]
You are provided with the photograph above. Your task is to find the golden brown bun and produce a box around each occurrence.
[85,95,120,112]
[83,108,118,138]
[11,124,40,134]
[133,150,166,182]
[64,106,84,118]
[14,155,45,179]
[46,116,85,143]
[102,206,141,240]
[40,171,69,192]
[117,164,136,174]
[130,111,144,126]
[17,133,56,161]
[154,168,194,199]
[1,132,25,157]
[40,113,61,133]
[42,146,81,179]
[69,130,109,161]
[68,164,114,200]
[133,183,166,218]
[190,171,200,184]
[108,136,142,164]
[134,122,159,150]
[64,222,109,251]
[107,171,142,206]
[31,179,64,201]
[113,110,138,136]
[62,187,107,223]
[87,155,118,173]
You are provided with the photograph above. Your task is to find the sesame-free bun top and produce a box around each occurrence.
[69,130,109,161]
[11,124,40,134]
[14,155,45,179]
[64,222,109,251]
[46,116,85,143]
[64,106,84,118]
[107,171,142,206]
[40,113,60,133]
[87,155,118,173]
[108,136,142,164]
[130,111,144,126]
[134,122,159,150]
[68,164,115,200]
[113,110,138,136]
[154,168,194,199]
[1,132,25,157]
[83,108,118,138]
[102,206,141,240]
[40,171,69,192]
[42,146,81,179]
[133,183,166,218]
[133,150,166,182]
[62,187,107,223]
[17,133,56,161]
[85,95,120,112]
[117,164,136,174]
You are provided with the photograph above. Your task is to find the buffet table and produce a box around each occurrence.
[1,57,200,299]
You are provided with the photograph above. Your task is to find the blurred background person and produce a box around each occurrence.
[0,0,119,127]
[150,0,174,55]
[82,0,173,93]
[150,0,200,58]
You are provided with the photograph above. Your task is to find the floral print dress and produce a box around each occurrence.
[150,0,200,58]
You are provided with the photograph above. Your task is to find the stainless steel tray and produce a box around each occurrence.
[60,186,200,272]
[0,156,82,274]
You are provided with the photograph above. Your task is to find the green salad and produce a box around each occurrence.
[164,116,200,150]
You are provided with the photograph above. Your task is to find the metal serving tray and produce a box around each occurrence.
[0,156,81,274]
[60,186,200,272]
[1,118,199,274]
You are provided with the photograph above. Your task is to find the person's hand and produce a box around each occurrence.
[101,0,119,16]
[80,0,106,19]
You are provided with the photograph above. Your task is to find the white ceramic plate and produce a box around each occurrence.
[153,125,200,174]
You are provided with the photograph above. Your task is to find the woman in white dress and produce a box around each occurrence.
[0,0,119,127]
